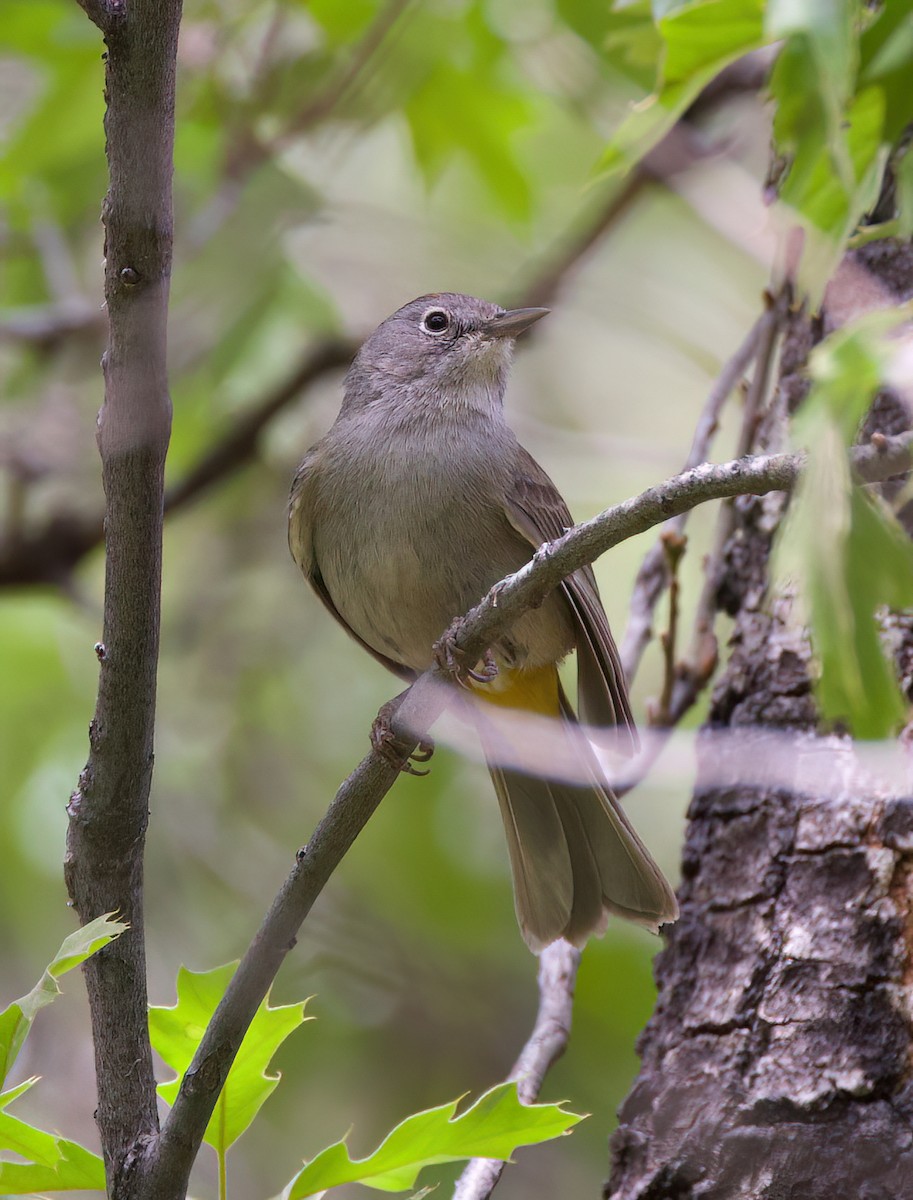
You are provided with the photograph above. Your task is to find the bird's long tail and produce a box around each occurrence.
[473,666,678,952]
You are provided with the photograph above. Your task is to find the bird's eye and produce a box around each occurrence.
[421,309,450,335]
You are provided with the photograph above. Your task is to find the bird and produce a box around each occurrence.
[289,292,678,951]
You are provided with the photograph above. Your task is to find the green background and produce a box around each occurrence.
[0,1,768,1195]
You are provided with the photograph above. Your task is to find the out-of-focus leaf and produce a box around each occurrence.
[781,306,913,738]
[859,0,913,143]
[597,0,768,177]
[277,1082,584,1198]
[0,914,127,1089]
[0,1081,105,1193]
[404,62,533,220]
[150,962,309,1154]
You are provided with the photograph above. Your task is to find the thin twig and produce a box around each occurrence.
[670,289,786,718]
[141,429,913,1200]
[652,531,686,727]
[452,941,581,1200]
[620,300,781,684]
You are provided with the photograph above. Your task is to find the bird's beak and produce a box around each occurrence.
[481,307,550,339]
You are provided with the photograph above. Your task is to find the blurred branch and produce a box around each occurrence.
[63,0,182,1195]
[164,337,353,511]
[140,427,913,1199]
[452,941,581,1200]
[0,299,105,346]
[0,336,355,585]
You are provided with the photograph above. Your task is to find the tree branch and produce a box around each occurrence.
[63,0,182,1193]
[139,428,913,1199]
[452,941,581,1200]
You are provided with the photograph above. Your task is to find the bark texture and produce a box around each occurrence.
[63,2,182,1195]
[607,248,913,1200]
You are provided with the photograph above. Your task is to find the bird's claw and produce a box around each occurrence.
[432,620,499,690]
[371,698,434,776]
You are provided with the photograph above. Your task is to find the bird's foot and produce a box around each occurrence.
[371,695,434,777]
[432,619,499,688]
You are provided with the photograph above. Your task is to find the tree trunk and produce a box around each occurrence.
[607,244,913,1200]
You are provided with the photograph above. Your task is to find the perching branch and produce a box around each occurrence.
[139,428,913,1199]
[63,0,182,1194]
[452,940,582,1200]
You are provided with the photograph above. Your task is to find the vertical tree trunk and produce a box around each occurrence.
[607,244,913,1199]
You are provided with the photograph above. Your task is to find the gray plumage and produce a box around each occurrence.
[289,293,678,951]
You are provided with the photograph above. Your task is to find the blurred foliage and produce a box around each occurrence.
[780,308,913,738]
[1,0,911,1197]
[601,0,913,297]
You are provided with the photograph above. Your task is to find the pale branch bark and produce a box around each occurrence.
[73,0,124,33]
[63,0,182,1195]
[452,941,582,1200]
[138,429,913,1199]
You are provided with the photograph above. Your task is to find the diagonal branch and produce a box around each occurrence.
[452,940,581,1200]
[140,428,913,1200]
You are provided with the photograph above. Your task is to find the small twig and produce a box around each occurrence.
[141,429,913,1200]
[671,290,786,718]
[651,531,687,727]
[452,941,581,1200]
[620,300,781,683]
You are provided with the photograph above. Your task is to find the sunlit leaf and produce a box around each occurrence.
[277,1082,584,1199]
[0,914,127,1089]
[150,963,309,1154]
[597,0,769,177]
[0,1082,105,1193]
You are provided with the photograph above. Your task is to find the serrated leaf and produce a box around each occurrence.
[150,963,309,1154]
[0,1085,105,1193]
[277,1082,584,1199]
[0,914,127,1088]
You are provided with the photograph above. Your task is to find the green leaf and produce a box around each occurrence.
[278,1082,584,1199]
[0,914,127,1088]
[150,963,308,1155]
[0,1083,105,1193]
[597,0,768,177]
[859,0,913,143]
[780,304,913,738]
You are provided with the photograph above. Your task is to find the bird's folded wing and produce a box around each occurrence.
[502,446,639,755]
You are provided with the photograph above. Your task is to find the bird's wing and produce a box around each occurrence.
[502,445,638,754]
[288,449,416,683]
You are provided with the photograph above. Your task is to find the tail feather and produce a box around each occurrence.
[477,675,678,952]
[490,763,677,951]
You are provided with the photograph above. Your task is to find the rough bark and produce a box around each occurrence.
[63,2,182,1195]
[607,252,913,1200]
